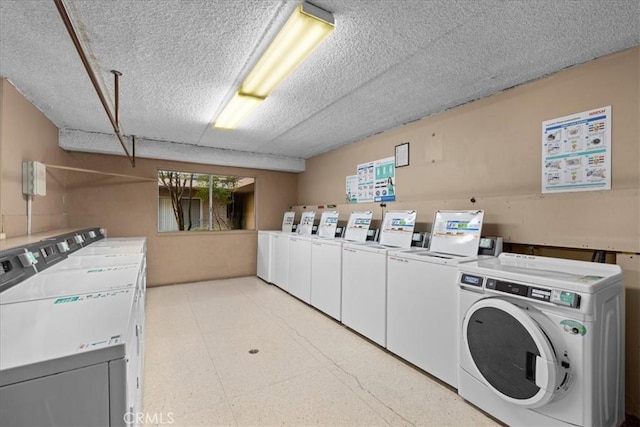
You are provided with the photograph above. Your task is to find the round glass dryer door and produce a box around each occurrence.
[462,298,561,408]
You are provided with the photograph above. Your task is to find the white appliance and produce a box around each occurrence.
[341,210,418,346]
[386,236,501,388]
[272,231,291,291]
[257,211,296,284]
[287,211,316,303]
[309,212,366,320]
[458,253,624,427]
[0,289,141,427]
[386,210,488,388]
[257,230,275,283]
[70,237,146,257]
[0,233,147,426]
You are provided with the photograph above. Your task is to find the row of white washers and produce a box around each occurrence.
[258,210,497,384]
[258,209,625,427]
[0,229,147,427]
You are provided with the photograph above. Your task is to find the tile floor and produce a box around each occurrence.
[142,277,500,426]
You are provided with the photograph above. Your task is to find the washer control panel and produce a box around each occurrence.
[460,273,581,308]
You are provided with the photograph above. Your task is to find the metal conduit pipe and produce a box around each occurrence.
[53,0,136,167]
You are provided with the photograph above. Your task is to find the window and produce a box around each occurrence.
[158,170,255,232]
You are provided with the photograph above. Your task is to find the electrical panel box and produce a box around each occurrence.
[22,161,47,196]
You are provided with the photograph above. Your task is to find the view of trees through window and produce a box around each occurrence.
[158,170,255,232]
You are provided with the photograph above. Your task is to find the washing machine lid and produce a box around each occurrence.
[429,210,484,257]
[463,298,564,408]
[462,253,622,292]
[388,248,482,265]
[0,265,140,305]
[42,253,144,274]
[0,289,135,384]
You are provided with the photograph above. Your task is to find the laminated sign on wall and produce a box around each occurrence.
[542,106,611,193]
[348,157,396,203]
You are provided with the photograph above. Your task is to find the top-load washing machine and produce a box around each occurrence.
[70,237,146,257]
[341,210,419,347]
[1,288,140,427]
[458,253,624,427]
[309,211,372,321]
[257,211,296,283]
[287,211,317,303]
[0,233,147,426]
[386,210,495,388]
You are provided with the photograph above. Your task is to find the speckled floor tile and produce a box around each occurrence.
[142,279,500,426]
[228,367,388,426]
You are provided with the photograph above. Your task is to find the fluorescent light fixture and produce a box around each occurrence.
[241,2,335,98]
[213,2,334,129]
[213,93,264,130]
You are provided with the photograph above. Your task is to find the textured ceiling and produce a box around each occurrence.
[1,0,638,172]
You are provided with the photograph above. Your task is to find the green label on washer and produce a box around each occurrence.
[560,319,587,336]
[54,296,80,304]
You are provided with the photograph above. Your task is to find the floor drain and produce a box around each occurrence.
[248,349,259,354]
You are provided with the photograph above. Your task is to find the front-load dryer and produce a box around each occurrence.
[457,253,624,427]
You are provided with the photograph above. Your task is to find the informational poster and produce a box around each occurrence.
[356,161,375,203]
[317,211,339,238]
[281,211,295,232]
[542,106,611,193]
[429,210,484,256]
[346,175,358,204]
[379,210,416,248]
[298,211,316,236]
[343,211,373,242]
[349,157,396,203]
[373,157,396,202]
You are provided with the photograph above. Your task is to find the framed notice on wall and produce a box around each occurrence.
[395,142,409,167]
[542,106,611,193]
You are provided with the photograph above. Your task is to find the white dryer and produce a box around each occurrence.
[458,253,624,427]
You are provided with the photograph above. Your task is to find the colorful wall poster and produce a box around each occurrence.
[346,175,358,204]
[356,161,375,203]
[373,157,396,202]
[349,157,396,203]
[542,106,611,193]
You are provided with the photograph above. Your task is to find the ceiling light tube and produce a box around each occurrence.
[213,93,264,130]
[213,2,334,130]
[241,2,335,98]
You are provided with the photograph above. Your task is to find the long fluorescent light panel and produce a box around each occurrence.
[214,2,334,129]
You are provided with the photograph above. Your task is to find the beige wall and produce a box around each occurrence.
[0,78,298,286]
[299,47,640,253]
[0,80,70,237]
[62,151,297,286]
[298,47,640,416]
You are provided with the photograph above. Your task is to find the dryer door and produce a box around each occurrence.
[462,298,561,408]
